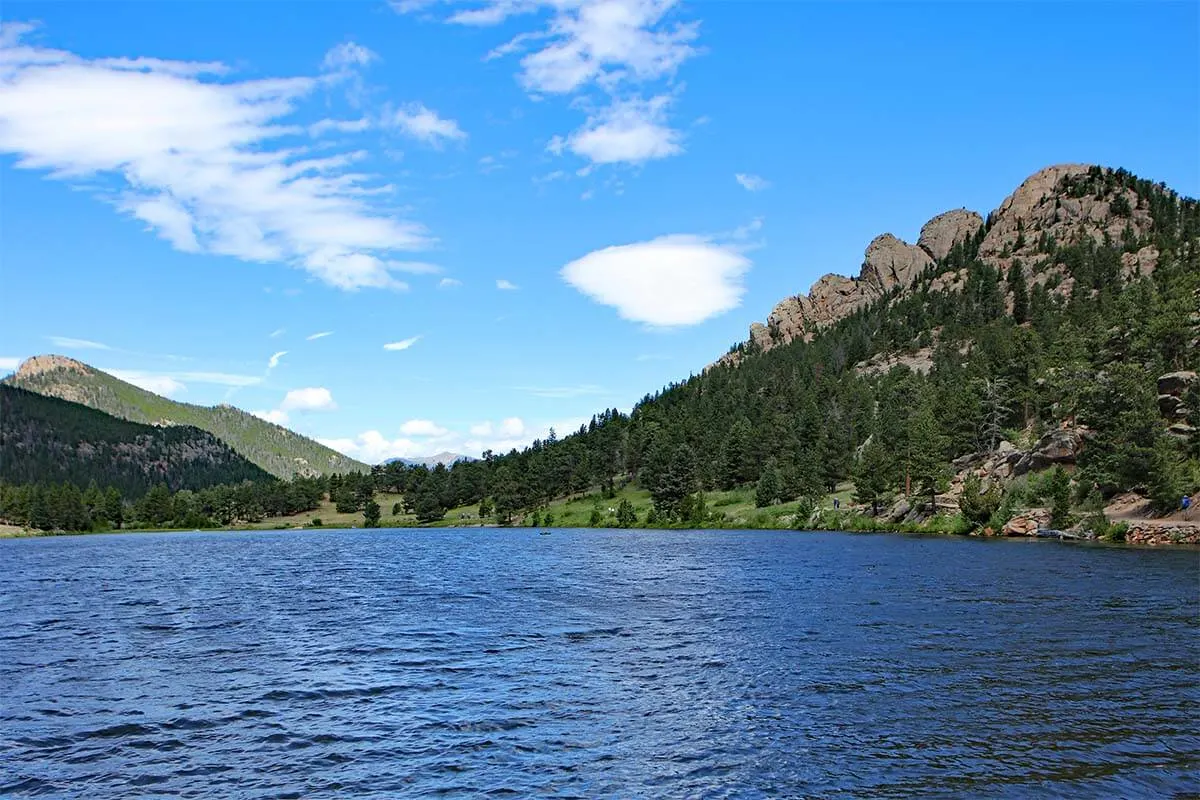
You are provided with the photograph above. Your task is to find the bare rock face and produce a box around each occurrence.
[741,235,931,355]
[1013,424,1091,476]
[979,164,1154,268]
[918,209,983,261]
[1121,245,1160,278]
[861,234,934,294]
[12,354,89,379]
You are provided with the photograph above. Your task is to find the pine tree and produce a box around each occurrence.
[616,498,637,528]
[852,436,893,515]
[363,498,382,528]
[755,461,782,507]
[1007,260,1029,324]
[1048,466,1073,529]
[906,396,947,513]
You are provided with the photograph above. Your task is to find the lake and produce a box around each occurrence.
[1,529,1197,798]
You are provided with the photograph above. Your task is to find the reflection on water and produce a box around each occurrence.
[1,529,1197,797]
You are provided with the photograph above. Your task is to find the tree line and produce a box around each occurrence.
[0,476,325,532]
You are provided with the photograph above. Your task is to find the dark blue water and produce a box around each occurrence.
[1,529,1197,798]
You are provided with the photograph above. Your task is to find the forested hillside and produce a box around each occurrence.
[372,165,1199,528]
[0,384,271,497]
[4,356,367,479]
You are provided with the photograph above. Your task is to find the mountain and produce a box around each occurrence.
[4,356,368,479]
[384,452,476,468]
[723,164,1173,363]
[0,384,271,497]
[376,163,1199,529]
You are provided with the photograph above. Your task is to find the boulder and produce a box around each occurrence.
[1157,371,1197,397]
[1014,425,1090,474]
[918,209,984,262]
[1158,393,1185,420]
[861,234,933,294]
[1167,423,1197,441]
[1126,523,1200,546]
[1003,510,1049,536]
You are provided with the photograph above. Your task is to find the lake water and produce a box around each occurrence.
[1,529,1197,798]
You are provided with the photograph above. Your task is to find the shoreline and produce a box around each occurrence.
[4,522,1198,548]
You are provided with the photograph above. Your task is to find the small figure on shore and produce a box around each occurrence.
[1183,494,1192,521]
[833,498,840,510]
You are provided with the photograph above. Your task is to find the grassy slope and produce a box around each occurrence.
[246,483,875,532]
[8,363,368,479]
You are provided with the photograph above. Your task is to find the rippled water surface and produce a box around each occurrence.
[2,529,1197,798]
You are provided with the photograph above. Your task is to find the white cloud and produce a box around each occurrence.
[383,336,422,351]
[496,278,518,290]
[388,102,466,145]
[252,408,290,425]
[0,356,22,371]
[561,234,750,326]
[558,94,681,165]
[319,413,585,463]
[438,277,462,288]
[48,336,110,350]
[318,430,421,463]
[306,331,334,341]
[398,2,698,169]
[321,42,378,72]
[388,261,441,274]
[735,173,769,192]
[267,350,287,371]
[459,0,698,95]
[498,416,526,437]
[269,327,286,338]
[104,370,187,397]
[280,386,337,411]
[400,418,449,437]
[0,23,430,291]
[580,189,594,201]
[308,117,371,137]
[534,168,568,183]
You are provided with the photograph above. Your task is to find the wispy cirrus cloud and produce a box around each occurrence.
[383,336,422,351]
[0,22,431,291]
[735,173,769,192]
[47,335,111,351]
[306,331,334,341]
[102,367,263,397]
[496,278,518,290]
[266,350,288,372]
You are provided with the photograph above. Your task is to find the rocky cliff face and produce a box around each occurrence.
[728,164,1166,362]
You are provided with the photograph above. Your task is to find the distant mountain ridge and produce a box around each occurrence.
[384,452,475,468]
[0,383,271,496]
[4,356,368,479]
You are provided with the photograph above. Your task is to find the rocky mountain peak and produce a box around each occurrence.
[12,354,91,380]
[726,163,1165,364]
[918,209,984,261]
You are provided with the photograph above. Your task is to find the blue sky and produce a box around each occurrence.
[1,1,1197,462]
